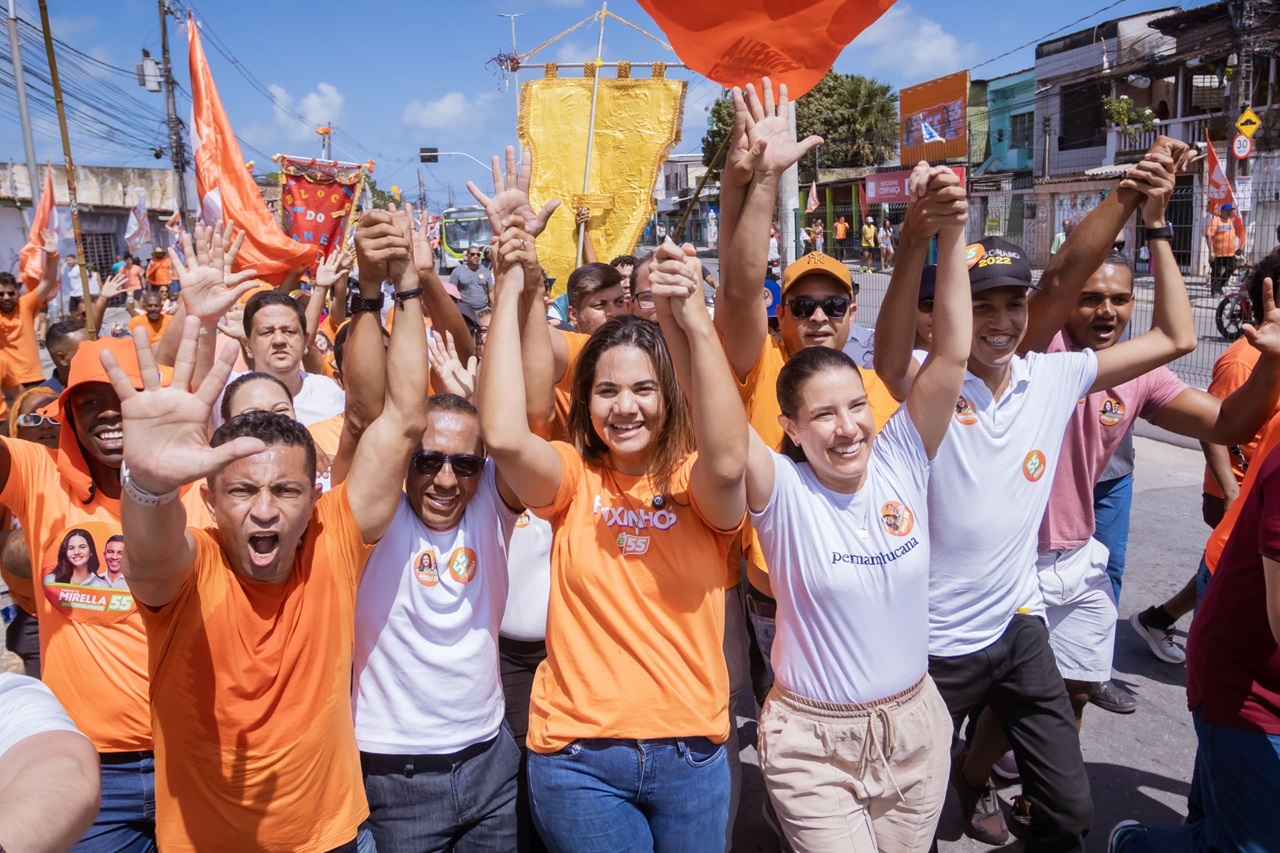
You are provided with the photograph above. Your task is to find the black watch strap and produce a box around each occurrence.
[1144,223,1174,240]
[348,291,384,314]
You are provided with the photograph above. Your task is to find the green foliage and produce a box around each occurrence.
[1103,95,1159,145]
[701,94,735,181]
[365,177,397,209]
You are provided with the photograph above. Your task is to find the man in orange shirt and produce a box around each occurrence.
[125,290,173,346]
[106,208,428,852]
[144,247,172,292]
[1,230,61,401]
[1206,202,1245,295]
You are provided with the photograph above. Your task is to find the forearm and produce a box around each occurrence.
[383,267,430,428]
[1147,236,1197,352]
[0,733,100,853]
[34,254,60,303]
[579,226,598,265]
[480,284,535,454]
[519,282,556,437]
[301,286,329,374]
[714,175,776,374]
[343,276,390,431]
[120,487,190,586]
[91,293,112,332]
[874,230,930,399]
[1213,354,1280,444]
[419,263,475,363]
[926,227,971,367]
[1201,441,1239,497]
[682,315,748,482]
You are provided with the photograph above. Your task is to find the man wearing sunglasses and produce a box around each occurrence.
[450,244,493,314]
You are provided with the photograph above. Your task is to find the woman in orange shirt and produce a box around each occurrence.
[479,219,748,851]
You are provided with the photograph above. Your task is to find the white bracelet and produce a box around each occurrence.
[120,462,179,508]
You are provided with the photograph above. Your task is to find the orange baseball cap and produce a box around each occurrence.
[49,335,173,418]
[781,251,854,295]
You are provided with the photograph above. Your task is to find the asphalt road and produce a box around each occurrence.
[729,435,1208,852]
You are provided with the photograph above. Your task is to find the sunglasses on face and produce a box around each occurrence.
[17,412,59,429]
[411,451,484,478]
[784,295,851,320]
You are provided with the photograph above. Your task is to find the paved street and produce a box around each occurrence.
[730,435,1207,852]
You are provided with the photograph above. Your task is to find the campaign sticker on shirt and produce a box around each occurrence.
[40,521,135,623]
[879,501,915,537]
[1099,398,1125,427]
[412,550,440,587]
[954,396,978,425]
[515,511,531,529]
[1023,450,1048,482]
[447,548,478,583]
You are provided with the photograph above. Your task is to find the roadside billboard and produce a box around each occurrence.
[865,166,967,204]
[900,71,969,164]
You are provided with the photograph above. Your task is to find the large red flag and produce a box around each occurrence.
[18,164,56,291]
[1205,129,1246,248]
[188,14,311,283]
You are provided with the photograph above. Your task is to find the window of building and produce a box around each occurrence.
[1188,74,1225,112]
[79,233,118,275]
[1058,81,1108,151]
[1010,112,1034,149]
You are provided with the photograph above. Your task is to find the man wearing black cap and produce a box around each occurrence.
[877,146,1200,850]
[1207,202,1244,295]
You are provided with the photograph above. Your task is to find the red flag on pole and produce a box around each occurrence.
[1204,129,1237,211]
[188,14,311,283]
[805,181,819,214]
[18,164,56,291]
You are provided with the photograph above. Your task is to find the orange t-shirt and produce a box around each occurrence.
[551,330,590,442]
[528,443,741,753]
[127,313,173,346]
[834,221,849,240]
[0,290,47,387]
[0,437,211,751]
[145,258,173,287]
[735,336,899,578]
[1205,409,1280,574]
[140,484,373,852]
[308,413,345,457]
[1202,337,1264,498]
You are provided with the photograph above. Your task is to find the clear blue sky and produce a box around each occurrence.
[4,0,1196,210]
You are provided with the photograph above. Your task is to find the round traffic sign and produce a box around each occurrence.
[1233,133,1253,160]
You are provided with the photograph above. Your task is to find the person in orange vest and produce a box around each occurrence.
[1206,202,1245,295]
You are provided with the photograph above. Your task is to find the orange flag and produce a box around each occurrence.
[635,0,896,98]
[188,14,311,283]
[18,164,56,291]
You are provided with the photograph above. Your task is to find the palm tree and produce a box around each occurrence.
[797,71,899,175]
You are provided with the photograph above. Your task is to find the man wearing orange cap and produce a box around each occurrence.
[1,229,62,408]
[0,329,214,851]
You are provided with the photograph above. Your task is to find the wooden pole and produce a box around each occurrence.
[37,0,96,339]
[575,4,608,268]
[673,132,730,243]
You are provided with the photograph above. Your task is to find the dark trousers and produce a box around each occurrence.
[500,636,550,853]
[361,728,519,853]
[1210,255,1236,293]
[722,580,752,852]
[929,615,1093,853]
[6,606,40,678]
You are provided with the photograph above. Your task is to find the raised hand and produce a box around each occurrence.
[100,272,129,301]
[1244,278,1280,356]
[742,78,823,179]
[354,209,410,285]
[494,215,542,291]
[648,238,706,330]
[900,161,968,240]
[41,228,59,255]
[427,330,479,400]
[100,316,265,494]
[173,221,261,322]
[404,202,436,272]
[1119,149,1179,226]
[721,87,763,191]
[315,247,353,291]
[466,145,561,238]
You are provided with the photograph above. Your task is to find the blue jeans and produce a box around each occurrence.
[1116,710,1280,852]
[361,726,519,853]
[74,753,156,853]
[528,737,730,853]
[1093,472,1134,603]
[1196,555,1213,606]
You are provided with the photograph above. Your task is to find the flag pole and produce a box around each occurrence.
[37,0,96,339]
[575,3,608,268]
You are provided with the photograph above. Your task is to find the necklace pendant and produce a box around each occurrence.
[857,527,870,539]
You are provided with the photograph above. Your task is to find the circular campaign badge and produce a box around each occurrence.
[40,521,135,623]
[954,396,978,425]
[1099,398,1125,427]
[413,550,440,587]
[879,501,915,537]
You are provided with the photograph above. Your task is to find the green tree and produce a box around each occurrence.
[701,94,735,181]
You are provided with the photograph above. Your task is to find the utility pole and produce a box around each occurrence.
[8,0,40,220]
[157,0,189,231]
[778,109,800,266]
[1225,0,1257,184]
[417,166,426,211]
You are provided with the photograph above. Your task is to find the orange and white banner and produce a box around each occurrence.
[188,13,311,283]
[1204,129,1236,212]
[18,165,57,291]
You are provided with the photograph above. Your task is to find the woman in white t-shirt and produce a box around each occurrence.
[745,199,970,852]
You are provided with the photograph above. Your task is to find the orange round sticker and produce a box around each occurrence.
[880,502,915,537]
[1023,450,1048,482]
[412,551,440,587]
[447,548,478,584]
[1099,398,1125,427]
[40,521,135,623]
[954,396,978,425]
[965,243,985,269]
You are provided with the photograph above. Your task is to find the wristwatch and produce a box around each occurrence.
[348,291,384,314]
[120,462,179,507]
[1144,223,1174,241]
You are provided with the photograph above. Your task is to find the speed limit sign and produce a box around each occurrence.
[1233,133,1253,160]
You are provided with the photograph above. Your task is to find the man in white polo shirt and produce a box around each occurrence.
[353,392,522,851]
[875,148,1198,849]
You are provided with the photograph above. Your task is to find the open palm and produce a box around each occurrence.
[466,146,561,238]
[102,317,265,494]
[173,221,261,322]
[743,79,822,178]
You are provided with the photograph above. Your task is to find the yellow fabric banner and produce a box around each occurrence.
[519,72,686,294]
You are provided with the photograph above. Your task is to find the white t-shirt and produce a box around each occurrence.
[353,461,517,754]
[0,673,84,759]
[214,369,346,429]
[751,411,931,704]
[499,510,553,642]
[926,349,1098,657]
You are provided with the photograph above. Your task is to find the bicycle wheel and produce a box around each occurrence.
[1216,294,1246,341]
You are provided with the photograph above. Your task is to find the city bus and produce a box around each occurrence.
[438,205,492,273]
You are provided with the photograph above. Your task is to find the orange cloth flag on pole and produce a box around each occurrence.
[634,0,896,98]
[806,181,819,213]
[1205,129,1246,248]
[18,164,57,291]
[188,14,311,284]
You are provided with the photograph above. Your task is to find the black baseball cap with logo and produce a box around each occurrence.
[965,236,1036,294]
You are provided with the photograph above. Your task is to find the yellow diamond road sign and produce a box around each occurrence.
[1236,107,1261,139]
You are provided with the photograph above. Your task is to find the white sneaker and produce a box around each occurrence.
[992,749,1019,781]
[1129,610,1186,664]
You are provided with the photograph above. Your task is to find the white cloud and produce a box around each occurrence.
[48,16,98,38]
[848,5,979,84]
[266,82,346,143]
[555,39,594,64]
[402,91,498,133]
